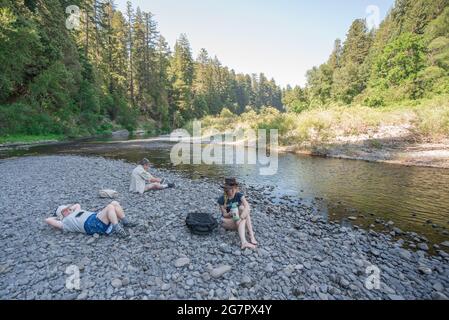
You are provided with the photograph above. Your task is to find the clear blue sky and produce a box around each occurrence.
[115,0,395,87]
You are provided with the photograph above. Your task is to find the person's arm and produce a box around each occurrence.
[45,217,63,230]
[219,205,231,218]
[139,170,156,182]
[240,196,250,219]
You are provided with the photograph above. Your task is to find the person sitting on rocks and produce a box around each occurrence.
[45,201,133,238]
[129,158,174,194]
[218,178,258,250]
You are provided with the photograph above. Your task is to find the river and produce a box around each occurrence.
[1,135,448,249]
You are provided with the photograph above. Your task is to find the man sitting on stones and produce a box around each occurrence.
[45,201,133,238]
[218,178,258,250]
[129,158,174,194]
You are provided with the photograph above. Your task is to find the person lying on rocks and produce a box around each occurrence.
[45,201,134,238]
[218,178,258,250]
[129,158,174,194]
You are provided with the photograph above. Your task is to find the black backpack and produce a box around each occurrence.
[185,212,218,235]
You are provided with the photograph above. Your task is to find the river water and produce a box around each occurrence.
[1,136,448,248]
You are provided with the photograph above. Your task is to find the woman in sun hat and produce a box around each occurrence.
[217,178,258,249]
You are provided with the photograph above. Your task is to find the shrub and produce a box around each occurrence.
[0,103,60,135]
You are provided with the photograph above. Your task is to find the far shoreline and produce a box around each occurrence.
[2,131,449,170]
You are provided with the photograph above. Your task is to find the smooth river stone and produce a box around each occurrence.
[210,265,232,278]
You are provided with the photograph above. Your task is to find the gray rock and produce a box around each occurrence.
[432,282,444,292]
[174,257,190,268]
[240,275,253,288]
[126,288,134,298]
[265,263,274,273]
[388,294,405,300]
[318,292,329,300]
[122,277,130,286]
[398,249,412,260]
[340,278,350,288]
[432,292,449,300]
[201,272,211,282]
[161,283,171,291]
[76,291,88,300]
[111,278,122,289]
[441,241,449,248]
[210,265,232,278]
[418,266,432,275]
[417,243,429,251]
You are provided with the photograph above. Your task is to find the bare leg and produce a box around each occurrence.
[144,183,166,192]
[97,204,119,225]
[110,201,125,220]
[237,219,256,250]
[245,214,257,245]
[222,218,237,230]
[240,206,257,244]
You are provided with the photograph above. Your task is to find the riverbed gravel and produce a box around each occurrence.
[0,155,448,300]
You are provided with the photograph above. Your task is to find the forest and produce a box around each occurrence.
[203,0,449,145]
[0,0,448,142]
[283,0,449,111]
[0,0,283,139]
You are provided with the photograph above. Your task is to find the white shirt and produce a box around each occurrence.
[129,165,153,194]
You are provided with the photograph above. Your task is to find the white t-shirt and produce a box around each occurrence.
[129,165,154,194]
[62,210,95,233]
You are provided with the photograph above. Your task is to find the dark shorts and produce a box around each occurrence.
[84,213,110,235]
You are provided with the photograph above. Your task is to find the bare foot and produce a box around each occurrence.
[241,242,256,250]
[250,238,258,246]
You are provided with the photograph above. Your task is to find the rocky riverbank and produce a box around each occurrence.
[279,136,449,169]
[0,155,448,300]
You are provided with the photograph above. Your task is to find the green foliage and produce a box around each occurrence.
[282,86,309,113]
[0,103,60,135]
[1,0,448,141]
[291,1,449,111]
[1,0,284,139]
[219,108,234,118]
[0,6,40,101]
[372,33,427,89]
[0,134,64,145]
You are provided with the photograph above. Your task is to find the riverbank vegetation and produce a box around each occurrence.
[195,95,449,146]
[0,0,448,145]
[195,0,449,147]
[0,134,64,145]
[0,0,282,142]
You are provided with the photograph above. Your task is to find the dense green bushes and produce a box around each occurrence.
[284,1,449,113]
[0,103,60,136]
